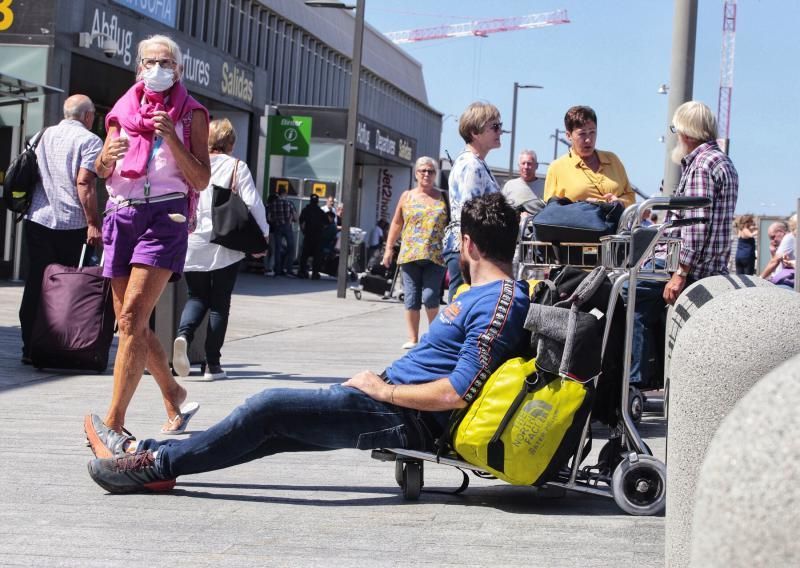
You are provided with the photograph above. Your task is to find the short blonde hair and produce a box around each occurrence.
[208,118,236,153]
[789,213,798,234]
[735,214,754,230]
[458,101,500,144]
[672,101,717,143]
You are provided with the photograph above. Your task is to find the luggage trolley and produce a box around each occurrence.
[350,242,404,302]
[515,216,601,281]
[371,196,711,515]
[347,227,367,280]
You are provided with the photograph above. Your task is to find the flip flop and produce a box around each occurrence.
[160,401,200,435]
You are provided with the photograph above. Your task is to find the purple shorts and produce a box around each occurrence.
[102,197,188,281]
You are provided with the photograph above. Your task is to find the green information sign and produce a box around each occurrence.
[269,115,312,157]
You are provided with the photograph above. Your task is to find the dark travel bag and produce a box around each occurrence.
[30,250,115,372]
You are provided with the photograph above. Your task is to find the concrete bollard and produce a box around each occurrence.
[664,275,773,395]
[689,353,800,567]
[665,286,800,568]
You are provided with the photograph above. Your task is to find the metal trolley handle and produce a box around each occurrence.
[619,196,712,233]
[649,196,712,210]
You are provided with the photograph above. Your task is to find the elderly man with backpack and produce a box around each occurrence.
[15,94,103,365]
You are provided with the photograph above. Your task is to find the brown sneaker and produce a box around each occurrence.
[84,414,134,459]
[88,450,175,494]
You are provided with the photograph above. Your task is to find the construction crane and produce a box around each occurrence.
[717,0,736,154]
[385,10,570,44]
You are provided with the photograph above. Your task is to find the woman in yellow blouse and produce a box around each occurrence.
[383,156,449,349]
[544,106,635,207]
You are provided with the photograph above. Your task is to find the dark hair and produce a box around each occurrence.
[564,106,597,132]
[460,193,519,263]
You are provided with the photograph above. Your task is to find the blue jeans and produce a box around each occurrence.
[271,223,295,275]
[622,278,667,385]
[178,261,240,366]
[140,385,441,478]
[444,249,463,301]
[401,260,447,310]
[622,265,695,385]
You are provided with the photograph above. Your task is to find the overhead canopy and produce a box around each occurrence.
[0,72,63,108]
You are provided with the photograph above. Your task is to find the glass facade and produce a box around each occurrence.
[174,1,439,158]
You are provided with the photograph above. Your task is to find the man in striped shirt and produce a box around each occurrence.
[19,94,103,364]
[267,186,298,276]
[629,101,739,386]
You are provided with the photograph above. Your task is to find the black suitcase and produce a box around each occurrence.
[30,261,115,372]
[360,273,392,297]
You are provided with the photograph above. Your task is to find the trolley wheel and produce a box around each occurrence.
[394,460,404,487]
[611,454,666,516]
[398,293,404,302]
[353,290,362,300]
[400,461,423,501]
[629,386,644,424]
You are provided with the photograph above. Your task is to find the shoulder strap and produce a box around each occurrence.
[229,159,240,193]
[440,189,451,223]
[29,128,47,150]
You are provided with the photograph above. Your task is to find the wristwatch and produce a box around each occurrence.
[675,267,689,278]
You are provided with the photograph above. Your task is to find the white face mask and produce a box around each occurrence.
[141,64,176,92]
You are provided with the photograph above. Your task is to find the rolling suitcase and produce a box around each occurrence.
[30,247,115,372]
[360,272,392,297]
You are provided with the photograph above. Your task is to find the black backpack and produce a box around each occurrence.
[3,129,46,221]
[531,265,626,428]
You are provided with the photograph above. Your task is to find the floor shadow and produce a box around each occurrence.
[220,372,345,384]
[161,479,626,515]
[232,272,342,298]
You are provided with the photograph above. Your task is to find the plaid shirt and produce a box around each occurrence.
[665,141,739,279]
[28,119,102,230]
[267,196,297,226]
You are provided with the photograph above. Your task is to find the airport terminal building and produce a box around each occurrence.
[0,0,441,277]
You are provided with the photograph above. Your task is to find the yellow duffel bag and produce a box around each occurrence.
[453,356,591,486]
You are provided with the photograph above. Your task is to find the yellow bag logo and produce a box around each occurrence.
[454,357,587,486]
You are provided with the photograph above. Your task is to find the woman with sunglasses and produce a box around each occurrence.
[382,157,449,349]
[544,105,634,206]
[443,102,504,300]
[85,34,211,456]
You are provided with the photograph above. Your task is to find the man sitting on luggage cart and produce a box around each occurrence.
[629,101,738,386]
[84,194,531,494]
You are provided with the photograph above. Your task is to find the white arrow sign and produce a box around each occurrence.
[282,143,298,153]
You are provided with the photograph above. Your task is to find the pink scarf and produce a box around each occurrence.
[105,81,208,179]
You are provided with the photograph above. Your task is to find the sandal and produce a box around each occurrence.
[160,401,200,435]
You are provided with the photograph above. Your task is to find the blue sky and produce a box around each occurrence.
[366,0,797,216]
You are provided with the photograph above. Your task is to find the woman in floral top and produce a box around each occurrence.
[443,102,504,299]
[383,156,449,349]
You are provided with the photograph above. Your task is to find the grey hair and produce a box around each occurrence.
[63,95,94,120]
[518,149,538,161]
[414,156,437,172]
[136,35,183,80]
[672,101,718,143]
[769,221,789,233]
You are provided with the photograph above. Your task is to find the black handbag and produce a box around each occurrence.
[532,197,623,243]
[210,160,268,254]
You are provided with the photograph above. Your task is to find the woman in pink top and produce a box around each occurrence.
[85,35,211,456]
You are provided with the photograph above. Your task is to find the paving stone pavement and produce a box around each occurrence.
[0,273,666,567]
